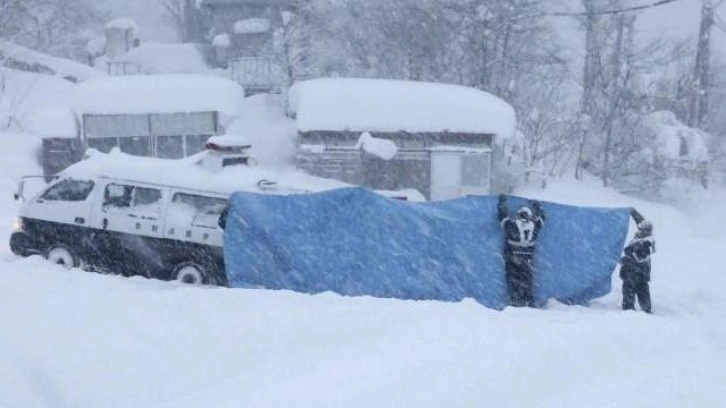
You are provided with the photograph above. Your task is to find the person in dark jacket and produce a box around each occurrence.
[620,208,655,313]
[218,204,229,230]
[498,195,545,307]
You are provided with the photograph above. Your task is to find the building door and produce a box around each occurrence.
[430,152,462,201]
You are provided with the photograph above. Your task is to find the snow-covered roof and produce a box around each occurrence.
[0,41,104,82]
[234,18,271,34]
[23,106,78,138]
[206,134,252,148]
[212,34,231,47]
[71,74,245,126]
[62,149,348,196]
[86,37,106,56]
[106,19,140,37]
[118,44,210,74]
[288,78,516,138]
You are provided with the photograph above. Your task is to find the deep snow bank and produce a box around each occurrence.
[1,136,725,407]
[0,131,41,252]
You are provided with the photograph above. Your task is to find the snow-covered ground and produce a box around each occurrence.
[1,124,725,406]
[0,53,724,405]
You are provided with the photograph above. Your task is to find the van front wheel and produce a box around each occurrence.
[46,244,79,269]
[173,262,209,285]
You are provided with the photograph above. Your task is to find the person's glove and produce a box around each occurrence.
[630,208,645,223]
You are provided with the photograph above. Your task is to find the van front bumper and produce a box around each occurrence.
[10,231,40,257]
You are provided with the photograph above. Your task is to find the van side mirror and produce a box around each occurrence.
[14,179,26,201]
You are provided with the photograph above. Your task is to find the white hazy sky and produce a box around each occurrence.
[553,0,726,59]
[103,0,725,59]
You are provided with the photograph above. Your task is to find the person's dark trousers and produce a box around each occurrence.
[506,254,534,307]
[622,275,651,313]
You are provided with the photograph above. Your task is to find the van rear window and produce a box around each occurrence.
[40,179,95,202]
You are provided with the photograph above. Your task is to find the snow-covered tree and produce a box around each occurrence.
[0,0,104,61]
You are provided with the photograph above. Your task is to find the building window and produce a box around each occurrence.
[186,134,211,156]
[119,136,151,156]
[157,135,185,159]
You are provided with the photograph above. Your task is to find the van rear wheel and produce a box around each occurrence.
[46,244,79,269]
[173,262,209,285]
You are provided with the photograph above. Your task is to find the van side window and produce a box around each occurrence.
[167,193,227,229]
[103,183,163,219]
[40,179,95,202]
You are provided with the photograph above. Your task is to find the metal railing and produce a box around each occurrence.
[229,53,286,92]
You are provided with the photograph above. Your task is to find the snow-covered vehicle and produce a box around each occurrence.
[9,136,420,284]
[11,173,231,284]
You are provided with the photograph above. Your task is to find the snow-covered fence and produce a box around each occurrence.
[106,61,145,76]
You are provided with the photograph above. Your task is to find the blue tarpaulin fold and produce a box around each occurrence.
[224,187,630,309]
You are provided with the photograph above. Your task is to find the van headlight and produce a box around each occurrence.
[12,217,24,232]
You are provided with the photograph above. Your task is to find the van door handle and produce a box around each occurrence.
[102,218,108,230]
[74,217,85,225]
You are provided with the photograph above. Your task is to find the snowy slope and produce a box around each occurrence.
[0,132,41,252]
[0,41,104,82]
[0,68,76,131]
[1,158,725,407]
[227,93,297,167]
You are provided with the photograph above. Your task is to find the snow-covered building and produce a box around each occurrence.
[39,74,245,176]
[288,78,516,200]
[199,0,289,94]
[199,0,290,54]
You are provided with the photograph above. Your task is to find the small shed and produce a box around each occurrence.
[288,78,516,200]
[71,74,245,159]
[38,74,245,177]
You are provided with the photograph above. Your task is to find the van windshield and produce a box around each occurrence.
[40,179,95,202]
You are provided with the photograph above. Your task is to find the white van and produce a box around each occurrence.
[9,138,423,284]
[11,175,230,285]
[9,136,293,285]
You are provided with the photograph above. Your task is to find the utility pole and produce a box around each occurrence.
[580,0,598,116]
[576,0,598,180]
[602,11,626,187]
[690,0,714,129]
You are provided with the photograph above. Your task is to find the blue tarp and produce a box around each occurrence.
[224,188,630,309]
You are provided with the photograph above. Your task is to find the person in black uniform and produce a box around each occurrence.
[498,195,546,307]
[620,208,655,313]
